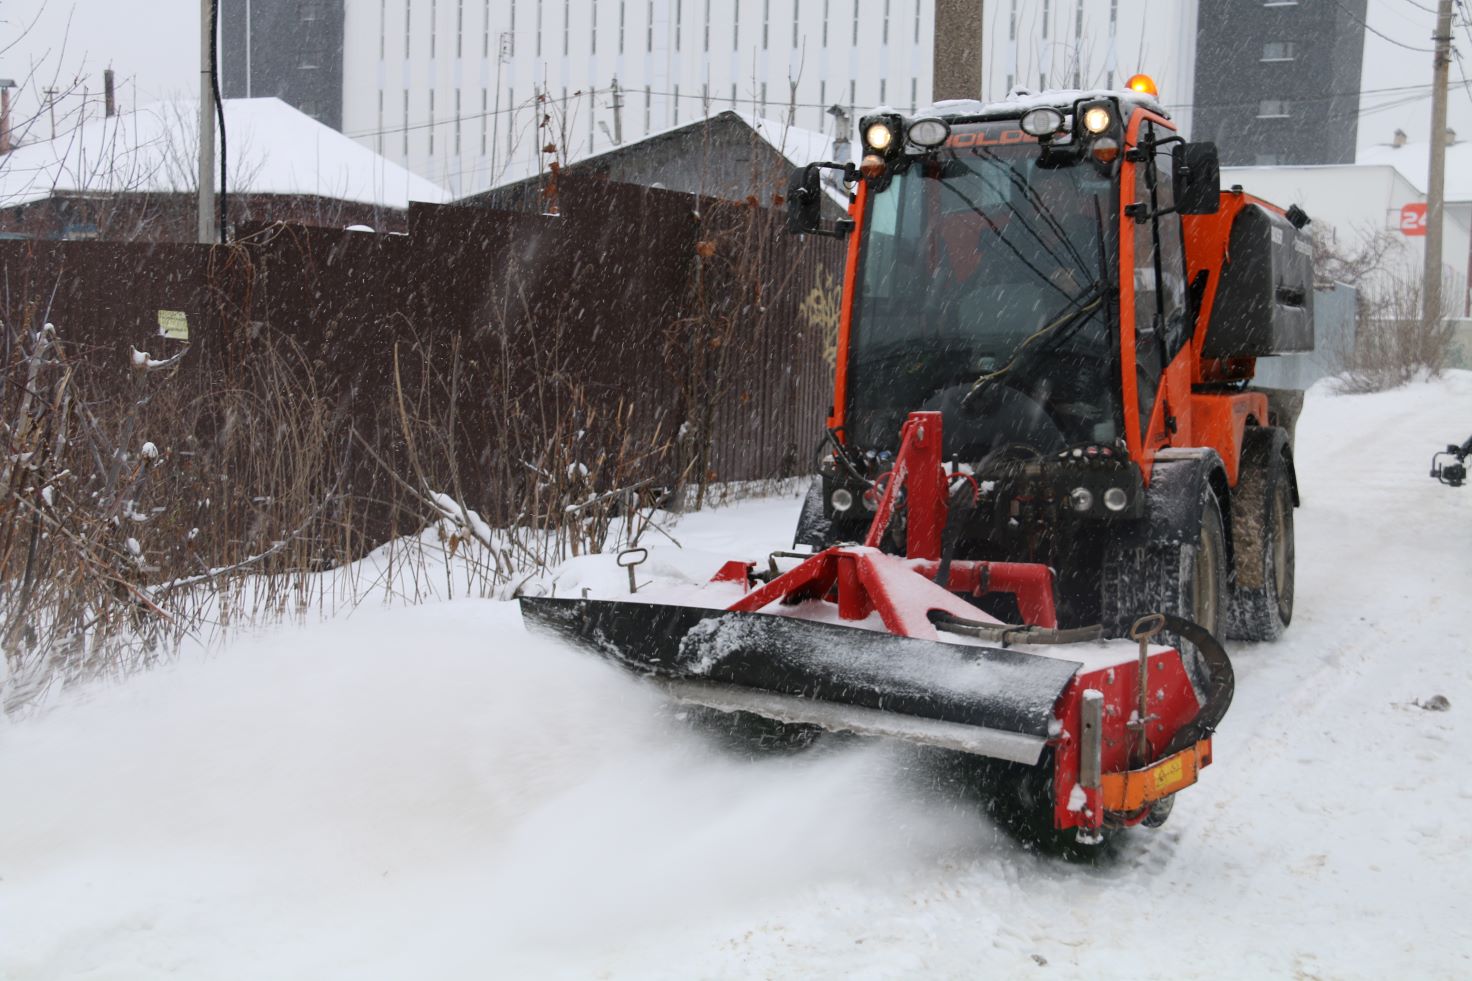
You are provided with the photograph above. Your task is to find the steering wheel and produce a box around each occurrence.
[922,378,1067,458]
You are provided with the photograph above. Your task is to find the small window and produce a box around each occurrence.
[1261,41,1296,61]
[1263,1,1298,7]
[1257,100,1290,118]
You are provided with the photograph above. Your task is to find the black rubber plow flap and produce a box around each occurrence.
[520,597,1082,765]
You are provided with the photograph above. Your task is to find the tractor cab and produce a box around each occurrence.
[789,82,1223,554]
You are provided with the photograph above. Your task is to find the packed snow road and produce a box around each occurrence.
[1,374,1469,979]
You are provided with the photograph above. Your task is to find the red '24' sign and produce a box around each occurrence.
[1400,202,1428,237]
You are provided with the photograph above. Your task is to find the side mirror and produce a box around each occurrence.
[1173,142,1221,215]
[787,164,824,234]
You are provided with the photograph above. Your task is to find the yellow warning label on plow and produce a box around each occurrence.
[1153,756,1185,792]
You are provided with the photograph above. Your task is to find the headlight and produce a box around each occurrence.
[865,121,895,152]
[1069,487,1093,512]
[859,153,886,178]
[831,488,854,512]
[1081,106,1113,134]
[1104,487,1129,512]
[1020,107,1065,137]
[907,118,950,148]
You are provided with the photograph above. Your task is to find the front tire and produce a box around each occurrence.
[793,477,834,549]
[1102,485,1229,688]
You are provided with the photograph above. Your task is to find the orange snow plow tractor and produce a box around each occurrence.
[522,81,1309,845]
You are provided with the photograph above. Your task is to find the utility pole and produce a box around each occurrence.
[0,80,15,154]
[610,77,623,144]
[1424,0,1454,326]
[932,0,984,101]
[245,0,254,97]
[490,31,512,180]
[43,87,57,138]
[198,0,216,244]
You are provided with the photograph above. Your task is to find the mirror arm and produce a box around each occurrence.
[788,161,860,238]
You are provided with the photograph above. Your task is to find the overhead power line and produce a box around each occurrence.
[1333,0,1437,50]
[342,77,1457,146]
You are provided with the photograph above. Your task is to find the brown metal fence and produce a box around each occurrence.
[0,177,844,544]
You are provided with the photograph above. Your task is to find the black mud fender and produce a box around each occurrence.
[1159,613,1235,754]
[1127,448,1232,551]
[1240,423,1300,506]
[1250,386,1306,456]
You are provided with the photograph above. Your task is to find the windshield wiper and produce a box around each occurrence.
[935,180,1079,303]
[962,280,1110,406]
[973,145,1094,279]
[963,194,1114,405]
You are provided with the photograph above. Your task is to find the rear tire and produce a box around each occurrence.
[1227,430,1295,641]
[1102,485,1228,690]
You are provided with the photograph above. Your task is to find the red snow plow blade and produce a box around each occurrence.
[519,413,1233,842]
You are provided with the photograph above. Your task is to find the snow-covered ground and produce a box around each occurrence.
[2,374,1470,979]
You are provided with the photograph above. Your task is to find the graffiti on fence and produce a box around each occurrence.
[798,268,842,368]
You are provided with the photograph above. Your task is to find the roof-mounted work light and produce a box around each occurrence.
[907,118,950,148]
[1020,107,1066,137]
[865,121,895,152]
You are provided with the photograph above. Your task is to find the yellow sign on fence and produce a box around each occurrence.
[157,310,189,341]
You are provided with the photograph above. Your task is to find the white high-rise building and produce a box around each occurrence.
[339,1,1196,198]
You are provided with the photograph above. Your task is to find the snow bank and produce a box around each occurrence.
[3,374,1470,978]
[0,597,974,979]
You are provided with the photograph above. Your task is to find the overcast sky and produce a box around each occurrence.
[2,0,1468,160]
[2,1,193,127]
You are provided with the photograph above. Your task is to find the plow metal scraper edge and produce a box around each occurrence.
[519,596,1083,766]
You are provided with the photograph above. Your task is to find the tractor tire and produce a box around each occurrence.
[792,478,833,549]
[1101,485,1229,691]
[1226,429,1295,641]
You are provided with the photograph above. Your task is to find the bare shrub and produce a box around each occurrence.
[0,177,831,711]
[667,189,816,509]
[1338,276,1456,394]
[0,308,357,711]
[375,290,676,585]
[1312,225,1457,393]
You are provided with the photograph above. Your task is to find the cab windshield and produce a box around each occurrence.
[847,141,1121,461]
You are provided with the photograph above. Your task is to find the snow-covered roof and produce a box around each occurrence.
[0,98,450,211]
[1358,139,1472,204]
[733,111,855,169]
[483,110,855,194]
